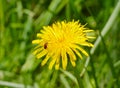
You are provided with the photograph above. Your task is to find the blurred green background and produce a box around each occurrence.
[0,0,120,88]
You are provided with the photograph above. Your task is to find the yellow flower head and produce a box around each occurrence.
[32,20,94,70]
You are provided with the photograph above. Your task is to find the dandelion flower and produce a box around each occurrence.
[32,20,94,70]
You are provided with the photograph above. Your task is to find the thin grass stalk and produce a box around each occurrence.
[0,81,32,88]
[100,32,119,86]
[89,54,99,88]
[0,0,5,37]
[80,0,120,77]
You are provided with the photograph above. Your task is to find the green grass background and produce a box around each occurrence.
[0,0,120,88]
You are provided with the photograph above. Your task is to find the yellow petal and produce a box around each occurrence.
[66,47,76,61]
[32,40,42,44]
[41,54,50,66]
[49,57,57,70]
[48,54,58,70]
[61,49,67,70]
[86,36,96,39]
[72,48,83,59]
[55,64,60,70]
[55,50,60,70]
[83,30,94,32]
[34,45,42,50]
[70,59,76,67]
[37,33,42,37]
[33,47,43,55]
[79,42,94,47]
[36,50,47,59]
[72,44,89,56]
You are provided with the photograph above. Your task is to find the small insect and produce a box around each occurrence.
[44,42,48,49]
